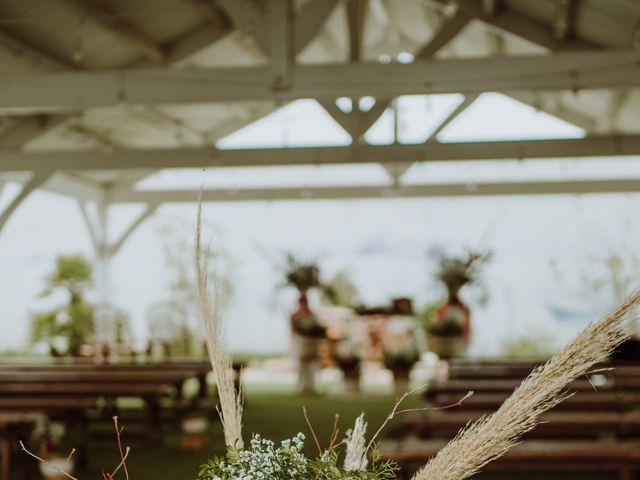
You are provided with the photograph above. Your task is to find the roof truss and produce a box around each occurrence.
[1,49,636,114]
[2,134,640,173]
[111,178,640,204]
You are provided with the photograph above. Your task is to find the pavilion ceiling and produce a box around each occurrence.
[0,0,639,228]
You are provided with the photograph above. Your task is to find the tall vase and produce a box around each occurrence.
[291,294,320,394]
[429,287,470,359]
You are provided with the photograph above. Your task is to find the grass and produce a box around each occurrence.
[67,392,418,480]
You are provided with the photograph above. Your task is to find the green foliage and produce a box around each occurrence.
[198,433,399,480]
[418,301,442,332]
[321,271,360,307]
[30,254,94,356]
[41,254,92,299]
[500,330,556,359]
[303,448,398,480]
[431,248,491,301]
[285,253,322,294]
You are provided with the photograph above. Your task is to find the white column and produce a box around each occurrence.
[78,198,158,348]
[94,200,111,306]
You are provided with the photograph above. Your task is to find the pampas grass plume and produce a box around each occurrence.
[344,413,368,471]
[195,200,244,449]
[412,288,640,480]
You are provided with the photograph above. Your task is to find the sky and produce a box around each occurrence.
[1,93,640,356]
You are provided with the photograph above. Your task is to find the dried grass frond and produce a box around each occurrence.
[412,288,640,480]
[344,413,368,471]
[195,199,243,449]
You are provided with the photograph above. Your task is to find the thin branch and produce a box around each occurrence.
[364,384,430,456]
[111,416,130,480]
[64,449,76,468]
[395,391,475,416]
[110,447,131,478]
[302,406,322,455]
[364,388,472,455]
[19,441,79,480]
[328,414,340,451]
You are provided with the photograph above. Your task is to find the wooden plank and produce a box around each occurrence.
[0,371,197,383]
[0,412,43,426]
[449,364,640,380]
[381,438,640,464]
[430,391,640,411]
[402,411,640,438]
[0,360,211,372]
[0,397,97,410]
[427,377,640,395]
[0,383,172,397]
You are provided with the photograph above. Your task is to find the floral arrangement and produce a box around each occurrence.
[198,430,399,480]
[284,254,322,295]
[432,249,491,299]
[380,316,422,371]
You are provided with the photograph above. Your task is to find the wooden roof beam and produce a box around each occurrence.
[62,0,164,61]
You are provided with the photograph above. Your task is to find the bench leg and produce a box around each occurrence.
[197,374,207,399]
[144,398,161,444]
[618,467,632,480]
[1,439,9,480]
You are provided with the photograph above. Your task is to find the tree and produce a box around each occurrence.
[30,254,94,356]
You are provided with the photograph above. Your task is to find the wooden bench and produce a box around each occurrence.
[449,362,640,380]
[380,438,640,480]
[0,361,211,397]
[429,391,640,412]
[0,382,172,442]
[426,377,640,397]
[392,360,640,478]
[401,411,640,439]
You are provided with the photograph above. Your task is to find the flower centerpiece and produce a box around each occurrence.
[427,249,490,358]
[285,254,327,339]
[333,333,363,393]
[380,315,422,394]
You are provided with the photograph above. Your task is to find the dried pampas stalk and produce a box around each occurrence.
[344,414,368,471]
[413,288,640,480]
[195,200,243,449]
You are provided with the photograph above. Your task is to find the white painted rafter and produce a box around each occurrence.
[268,0,294,88]
[110,178,640,204]
[61,0,164,61]
[444,0,592,50]
[0,171,51,232]
[2,135,640,173]
[0,28,78,70]
[426,93,481,143]
[319,98,389,140]
[294,0,340,55]
[415,11,472,58]
[78,199,158,257]
[1,49,637,113]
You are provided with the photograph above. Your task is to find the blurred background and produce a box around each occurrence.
[1,0,639,479]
